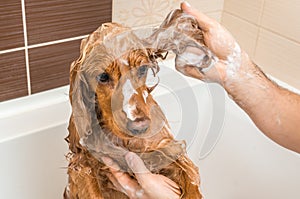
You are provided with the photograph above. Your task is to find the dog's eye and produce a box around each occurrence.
[138,65,148,78]
[96,73,110,83]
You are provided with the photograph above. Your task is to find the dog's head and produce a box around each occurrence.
[69,23,170,149]
[67,14,202,194]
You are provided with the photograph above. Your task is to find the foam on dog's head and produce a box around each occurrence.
[69,22,171,169]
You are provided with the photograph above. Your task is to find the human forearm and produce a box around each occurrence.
[180,2,300,153]
[223,52,300,153]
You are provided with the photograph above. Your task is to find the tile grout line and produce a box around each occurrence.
[0,35,88,55]
[220,0,225,24]
[21,0,31,95]
[223,9,300,46]
[0,47,26,55]
[253,0,266,59]
[28,35,88,49]
[223,10,258,27]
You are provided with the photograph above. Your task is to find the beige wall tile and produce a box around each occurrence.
[113,0,181,27]
[254,29,300,89]
[112,0,224,27]
[221,12,259,57]
[261,0,300,42]
[189,0,224,13]
[206,11,222,22]
[223,0,264,24]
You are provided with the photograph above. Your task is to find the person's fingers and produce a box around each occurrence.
[102,156,145,198]
[108,172,144,198]
[125,153,181,198]
[106,173,124,192]
[101,156,121,171]
[163,177,182,196]
[125,152,152,185]
[175,64,205,80]
[125,152,150,174]
[101,156,129,182]
[180,1,216,32]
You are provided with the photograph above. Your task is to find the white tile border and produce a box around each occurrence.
[0,46,26,55]
[0,35,88,55]
[27,35,88,49]
[21,0,31,95]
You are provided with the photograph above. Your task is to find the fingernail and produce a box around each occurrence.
[101,156,113,166]
[125,152,135,168]
[183,1,191,7]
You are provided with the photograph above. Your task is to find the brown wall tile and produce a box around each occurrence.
[0,51,28,102]
[29,40,81,94]
[0,1,24,51]
[0,0,112,102]
[25,0,112,45]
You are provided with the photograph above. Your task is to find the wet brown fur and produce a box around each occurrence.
[64,10,203,199]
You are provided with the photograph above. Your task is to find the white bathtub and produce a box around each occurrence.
[1,59,300,199]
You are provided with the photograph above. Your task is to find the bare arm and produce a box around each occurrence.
[225,52,300,153]
[180,2,300,153]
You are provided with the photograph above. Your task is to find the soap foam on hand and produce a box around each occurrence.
[145,9,216,74]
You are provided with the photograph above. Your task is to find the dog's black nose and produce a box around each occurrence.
[127,117,150,135]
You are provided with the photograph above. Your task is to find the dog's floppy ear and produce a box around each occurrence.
[69,26,105,141]
[69,59,98,140]
[67,47,97,153]
[68,23,125,146]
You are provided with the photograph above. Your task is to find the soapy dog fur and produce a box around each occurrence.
[64,9,204,199]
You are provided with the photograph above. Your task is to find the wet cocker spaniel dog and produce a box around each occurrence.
[64,9,204,199]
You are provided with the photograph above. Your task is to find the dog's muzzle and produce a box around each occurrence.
[126,117,150,135]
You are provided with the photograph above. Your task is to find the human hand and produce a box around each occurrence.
[101,152,181,199]
[177,1,246,84]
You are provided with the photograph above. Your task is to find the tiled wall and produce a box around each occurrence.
[222,0,300,89]
[112,0,224,26]
[2,0,298,102]
[0,0,112,102]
